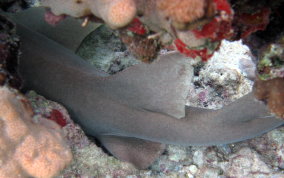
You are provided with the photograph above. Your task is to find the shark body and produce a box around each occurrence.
[12,8,284,169]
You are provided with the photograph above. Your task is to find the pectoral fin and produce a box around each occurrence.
[98,135,165,169]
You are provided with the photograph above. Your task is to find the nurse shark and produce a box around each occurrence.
[9,8,284,169]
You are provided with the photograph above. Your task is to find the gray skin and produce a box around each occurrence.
[6,7,98,51]
[13,11,284,169]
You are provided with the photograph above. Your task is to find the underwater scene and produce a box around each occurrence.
[0,0,284,177]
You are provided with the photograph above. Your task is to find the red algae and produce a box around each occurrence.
[214,0,232,15]
[192,0,233,41]
[238,8,270,38]
[47,109,67,127]
[175,0,233,61]
[127,18,147,35]
[193,19,233,41]
[174,39,214,61]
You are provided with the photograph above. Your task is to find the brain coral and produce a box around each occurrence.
[0,86,72,178]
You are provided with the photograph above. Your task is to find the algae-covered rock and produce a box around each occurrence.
[77,25,140,74]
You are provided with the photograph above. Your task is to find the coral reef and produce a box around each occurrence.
[148,0,233,61]
[39,0,284,62]
[3,1,284,176]
[232,2,284,120]
[254,77,284,119]
[41,0,137,28]
[39,0,234,61]
[6,25,280,176]
[133,0,234,61]
[0,87,72,178]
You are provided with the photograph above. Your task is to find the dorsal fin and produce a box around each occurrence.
[100,52,194,119]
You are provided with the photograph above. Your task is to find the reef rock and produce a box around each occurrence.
[0,87,72,178]
[186,40,254,109]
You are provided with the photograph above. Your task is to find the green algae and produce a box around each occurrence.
[257,36,284,80]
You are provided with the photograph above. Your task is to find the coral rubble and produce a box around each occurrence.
[0,87,72,178]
